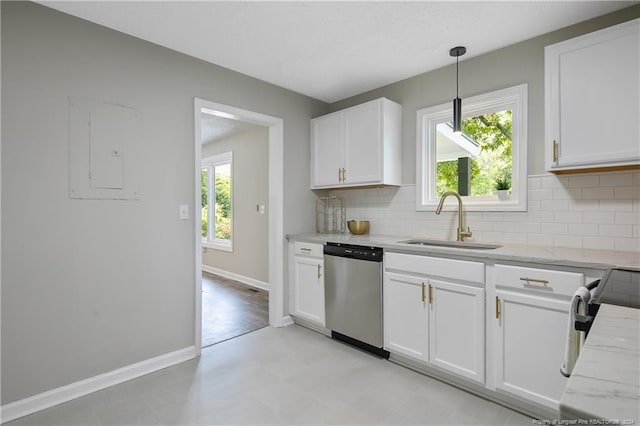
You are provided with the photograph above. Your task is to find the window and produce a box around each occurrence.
[416,84,527,211]
[201,151,233,251]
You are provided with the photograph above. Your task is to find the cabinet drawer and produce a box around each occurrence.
[495,264,583,296]
[294,241,323,258]
[385,252,484,284]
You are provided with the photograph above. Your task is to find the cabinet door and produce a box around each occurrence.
[311,113,344,188]
[546,19,640,171]
[429,279,485,383]
[293,256,325,326]
[494,290,569,410]
[383,272,428,362]
[343,100,382,185]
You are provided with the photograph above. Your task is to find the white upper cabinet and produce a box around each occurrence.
[545,18,640,173]
[311,98,401,189]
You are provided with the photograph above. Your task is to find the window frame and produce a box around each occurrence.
[416,84,528,212]
[201,151,233,252]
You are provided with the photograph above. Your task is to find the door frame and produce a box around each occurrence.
[194,98,285,355]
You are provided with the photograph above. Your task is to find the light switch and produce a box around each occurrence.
[179,204,189,220]
[257,204,266,215]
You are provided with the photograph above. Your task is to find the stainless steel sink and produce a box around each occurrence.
[397,239,502,250]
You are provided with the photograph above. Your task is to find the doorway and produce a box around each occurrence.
[194,99,285,356]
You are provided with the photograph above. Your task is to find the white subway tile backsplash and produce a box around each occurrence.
[599,224,633,238]
[599,172,634,187]
[553,187,582,200]
[554,235,583,249]
[328,171,639,252]
[527,211,555,223]
[541,223,568,235]
[528,189,554,201]
[583,212,615,224]
[554,212,582,223]
[568,200,600,212]
[569,223,598,236]
[568,174,599,188]
[583,187,614,200]
[615,186,640,200]
[539,175,565,189]
[614,238,640,252]
[583,236,615,251]
[527,233,555,246]
[600,200,634,211]
[546,200,569,211]
[502,233,528,244]
[615,212,640,225]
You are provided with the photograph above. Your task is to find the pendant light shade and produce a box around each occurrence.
[450,46,466,134]
[453,97,462,134]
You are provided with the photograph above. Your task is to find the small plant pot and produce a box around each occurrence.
[497,189,510,201]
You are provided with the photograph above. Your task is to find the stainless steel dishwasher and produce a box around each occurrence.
[324,242,389,358]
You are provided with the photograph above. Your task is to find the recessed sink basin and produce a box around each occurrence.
[398,239,502,250]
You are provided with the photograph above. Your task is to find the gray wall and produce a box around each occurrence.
[1,1,326,404]
[328,5,640,183]
[201,127,269,284]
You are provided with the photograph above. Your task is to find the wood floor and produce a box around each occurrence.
[201,272,269,348]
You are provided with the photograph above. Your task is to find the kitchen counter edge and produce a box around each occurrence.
[286,233,640,270]
[559,303,640,422]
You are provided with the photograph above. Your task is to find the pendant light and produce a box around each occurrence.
[450,46,466,134]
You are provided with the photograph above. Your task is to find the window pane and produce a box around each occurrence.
[435,110,512,198]
[213,163,232,241]
[201,168,208,238]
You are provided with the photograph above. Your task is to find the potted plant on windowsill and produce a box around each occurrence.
[495,176,511,201]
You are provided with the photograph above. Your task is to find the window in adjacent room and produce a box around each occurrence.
[201,151,233,251]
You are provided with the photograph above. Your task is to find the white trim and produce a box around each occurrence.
[281,315,295,327]
[416,84,528,212]
[194,99,285,357]
[0,346,196,423]
[202,265,269,292]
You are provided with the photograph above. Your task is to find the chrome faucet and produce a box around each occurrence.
[435,191,472,242]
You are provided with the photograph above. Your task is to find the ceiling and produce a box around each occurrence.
[40,1,637,103]
[200,112,262,145]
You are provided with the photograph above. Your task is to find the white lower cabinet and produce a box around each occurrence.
[384,272,428,360]
[384,253,485,384]
[429,279,485,383]
[292,242,325,326]
[491,264,584,411]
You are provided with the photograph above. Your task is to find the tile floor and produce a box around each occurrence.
[6,325,534,425]
[201,272,269,348]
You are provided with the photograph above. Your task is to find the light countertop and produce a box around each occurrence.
[287,233,640,270]
[559,304,640,422]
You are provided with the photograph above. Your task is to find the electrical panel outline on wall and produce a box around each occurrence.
[69,97,140,200]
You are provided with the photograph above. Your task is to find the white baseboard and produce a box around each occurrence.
[281,315,294,327]
[0,346,197,424]
[201,265,269,292]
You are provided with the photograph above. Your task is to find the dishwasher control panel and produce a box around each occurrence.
[324,242,383,262]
